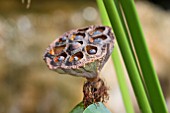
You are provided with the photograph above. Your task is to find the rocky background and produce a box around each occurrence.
[0,0,170,113]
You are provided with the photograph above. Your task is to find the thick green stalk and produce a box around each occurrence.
[114,0,142,76]
[118,0,168,113]
[114,0,150,102]
[96,0,135,113]
[103,0,152,112]
[113,0,131,47]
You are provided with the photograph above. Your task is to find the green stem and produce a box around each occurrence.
[114,0,142,76]
[114,0,150,103]
[113,0,131,48]
[118,0,168,113]
[103,0,152,112]
[96,0,135,113]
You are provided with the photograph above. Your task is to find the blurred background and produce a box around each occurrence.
[0,0,170,113]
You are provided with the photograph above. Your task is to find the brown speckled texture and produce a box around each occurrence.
[43,25,114,78]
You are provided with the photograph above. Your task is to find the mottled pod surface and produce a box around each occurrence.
[43,25,114,78]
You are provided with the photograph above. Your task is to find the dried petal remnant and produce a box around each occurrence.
[83,78,109,108]
[43,25,114,79]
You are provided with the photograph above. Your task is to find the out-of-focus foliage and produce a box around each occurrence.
[0,0,170,113]
[0,0,99,113]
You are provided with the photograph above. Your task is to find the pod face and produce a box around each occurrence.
[43,25,114,78]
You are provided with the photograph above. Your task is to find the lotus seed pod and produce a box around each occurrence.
[43,25,114,79]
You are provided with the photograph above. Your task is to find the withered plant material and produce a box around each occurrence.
[43,25,114,108]
[43,25,114,79]
[83,78,109,108]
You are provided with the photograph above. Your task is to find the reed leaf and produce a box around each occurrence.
[96,0,135,113]
[118,0,168,112]
[103,0,152,112]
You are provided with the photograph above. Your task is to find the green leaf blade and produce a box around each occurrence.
[83,102,112,113]
[69,102,84,113]
[118,0,168,112]
[96,0,135,113]
[103,0,152,112]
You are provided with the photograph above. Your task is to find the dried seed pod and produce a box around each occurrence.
[83,78,109,108]
[43,25,114,79]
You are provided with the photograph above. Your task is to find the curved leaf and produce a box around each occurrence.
[69,102,84,113]
[83,102,112,113]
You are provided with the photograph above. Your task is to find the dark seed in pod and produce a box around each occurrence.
[61,37,67,41]
[55,42,60,45]
[50,60,57,66]
[58,56,65,62]
[45,53,54,59]
[93,30,102,35]
[74,56,79,61]
[70,42,81,50]
[75,35,83,40]
[89,49,96,54]
[94,38,102,43]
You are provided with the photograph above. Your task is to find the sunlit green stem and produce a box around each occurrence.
[118,0,168,113]
[103,0,152,112]
[96,0,135,113]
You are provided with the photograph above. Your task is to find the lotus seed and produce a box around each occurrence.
[71,42,81,50]
[61,37,67,41]
[94,38,102,43]
[75,35,82,40]
[93,30,101,35]
[89,49,96,54]
[74,56,79,61]
[58,56,65,61]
